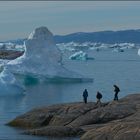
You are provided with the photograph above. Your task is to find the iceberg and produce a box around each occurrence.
[138,49,140,56]
[3,26,93,83]
[57,43,76,52]
[69,51,94,61]
[69,51,88,60]
[112,48,124,52]
[0,68,25,96]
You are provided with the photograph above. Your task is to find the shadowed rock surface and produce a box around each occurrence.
[8,94,140,139]
[0,50,24,60]
[24,126,84,137]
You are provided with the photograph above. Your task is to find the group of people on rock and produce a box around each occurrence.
[83,85,120,104]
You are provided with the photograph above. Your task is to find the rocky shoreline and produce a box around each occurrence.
[8,94,140,140]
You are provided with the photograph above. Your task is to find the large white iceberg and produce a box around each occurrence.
[4,26,93,83]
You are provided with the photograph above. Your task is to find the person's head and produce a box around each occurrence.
[113,85,117,87]
[85,89,87,91]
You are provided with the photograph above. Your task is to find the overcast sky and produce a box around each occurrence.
[0,1,140,41]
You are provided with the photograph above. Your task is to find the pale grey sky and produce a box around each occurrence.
[0,1,140,41]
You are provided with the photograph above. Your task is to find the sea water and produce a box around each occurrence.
[0,49,140,140]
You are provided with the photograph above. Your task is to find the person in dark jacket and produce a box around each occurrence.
[96,91,102,104]
[83,89,88,104]
[113,85,120,101]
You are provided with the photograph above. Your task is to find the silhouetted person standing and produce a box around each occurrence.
[113,85,120,101]
[83,89,88,104]
[96,91,102,104]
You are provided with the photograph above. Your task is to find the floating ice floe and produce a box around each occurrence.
[69,51,94,60]
[57,42,138,53]
[1,26,93,86]
[112,48,124,52]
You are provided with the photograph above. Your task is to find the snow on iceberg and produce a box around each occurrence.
[4,26,93,83]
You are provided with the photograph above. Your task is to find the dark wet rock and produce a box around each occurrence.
[8,94,140,139]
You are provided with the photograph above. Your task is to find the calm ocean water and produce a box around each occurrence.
[0,49,140,140]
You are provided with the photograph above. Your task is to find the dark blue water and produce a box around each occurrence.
[1,49,140,139]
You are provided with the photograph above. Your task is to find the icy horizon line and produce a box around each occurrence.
[1,28,140,43]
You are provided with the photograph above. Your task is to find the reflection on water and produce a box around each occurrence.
[0,49,140,140]
[0,86,80,140]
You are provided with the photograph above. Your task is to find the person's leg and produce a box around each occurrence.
[85,97,87,104]
[114,94,116,100]
[97,99,99,104]
[84,97,87,103]
[114,93,117,100]
[116,93,118,100]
